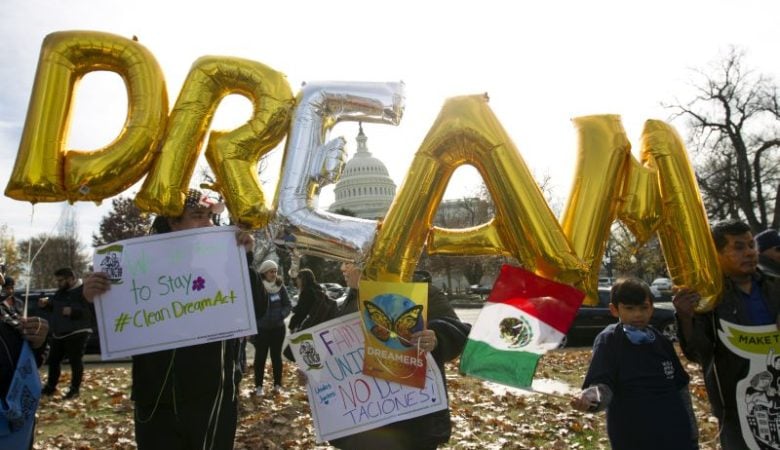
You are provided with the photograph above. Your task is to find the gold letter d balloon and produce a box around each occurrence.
[5,31,168,203]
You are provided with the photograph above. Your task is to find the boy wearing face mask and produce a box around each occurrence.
[571,277,699,450]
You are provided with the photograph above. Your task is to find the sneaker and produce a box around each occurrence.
[41,385,56,396]
[255,386,263,397]
[273,385,282,394]
[63,389,80,400]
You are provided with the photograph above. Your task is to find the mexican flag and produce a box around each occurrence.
[460,265,584,388]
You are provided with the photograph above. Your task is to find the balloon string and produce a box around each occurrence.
[22,205,35,319]
[22,204,69,318]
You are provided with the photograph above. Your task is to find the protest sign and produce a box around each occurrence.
[289,312,446,442]
[92,226,257,360]
[719,320,780,450]
[359,280,428,388]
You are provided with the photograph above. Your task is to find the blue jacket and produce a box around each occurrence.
[256,281,291,330]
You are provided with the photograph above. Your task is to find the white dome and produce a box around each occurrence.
[329,125,396,219]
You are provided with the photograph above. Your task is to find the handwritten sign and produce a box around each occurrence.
[289,312,446,442]
[92,226,257,360]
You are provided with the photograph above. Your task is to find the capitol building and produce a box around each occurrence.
[328,124,396,219]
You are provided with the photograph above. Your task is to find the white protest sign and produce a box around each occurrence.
[289,312,447,442]
[92,226,257,360]
[718,320,780,450]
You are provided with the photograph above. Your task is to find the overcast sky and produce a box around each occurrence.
[2,0,780,256]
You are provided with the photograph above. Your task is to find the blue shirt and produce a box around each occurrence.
[742,279,773,325]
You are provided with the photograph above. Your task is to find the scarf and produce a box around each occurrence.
[263,280,282,295]
[622,324,656,345]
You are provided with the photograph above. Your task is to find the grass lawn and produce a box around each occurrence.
[32,346,722,449]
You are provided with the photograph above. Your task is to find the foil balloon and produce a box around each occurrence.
[136,56,294,225]
[641,120,722,311]
[429,222,511,257]
[5,30,167,203]
[273,81,404,262]
[617,156,663,244]
[560,115,631,305]
[365,94,585,284]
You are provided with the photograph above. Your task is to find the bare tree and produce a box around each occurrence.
[606,223,667,283]
[18,235,89,288]
[14,206,89,288]
[665,47,780,230]
[92,197,152,246]
[0,224,22,280]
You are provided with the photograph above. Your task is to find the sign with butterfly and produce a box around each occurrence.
[288,312,446,442]
[359,280,428,388]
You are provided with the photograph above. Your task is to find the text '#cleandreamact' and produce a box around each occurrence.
[129,290,237,329]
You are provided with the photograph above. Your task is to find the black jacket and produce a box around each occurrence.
[678,272,780,420]
[331,286,471,449]
[131,252,265,406]
[289,286,335,333]
[45,282,93,338]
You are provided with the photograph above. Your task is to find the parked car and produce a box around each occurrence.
[562,286,677,347]
[468,284,492,299]
[651,277,674,294]
[320,283,345,300]
[16,288,102,355]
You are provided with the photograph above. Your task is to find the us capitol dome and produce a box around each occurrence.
[328,124,396,219]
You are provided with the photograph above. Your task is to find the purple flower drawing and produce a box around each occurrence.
[192,276,206,291]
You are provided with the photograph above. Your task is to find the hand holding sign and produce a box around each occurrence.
[90,227,257,360]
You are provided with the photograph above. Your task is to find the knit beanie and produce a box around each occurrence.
[258,260,279,274]
[756,229,780,253]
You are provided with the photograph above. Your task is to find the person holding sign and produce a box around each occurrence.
[674,220,780,450]
[253,260,291,396]
[330,264,470,450]
[83,189,264,450]
[0,303,48,449]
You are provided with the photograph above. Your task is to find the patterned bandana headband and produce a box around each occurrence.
[184,189,226,215]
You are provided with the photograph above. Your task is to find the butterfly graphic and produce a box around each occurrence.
[363,301,424,347]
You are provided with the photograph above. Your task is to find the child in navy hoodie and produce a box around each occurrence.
[571,277,698,450]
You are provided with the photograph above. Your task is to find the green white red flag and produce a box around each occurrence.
[460,265,584,388]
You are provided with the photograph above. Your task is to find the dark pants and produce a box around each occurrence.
[719,408,751,450]
[253,327,285,388]
[46,332,90,391]
[134,394,238,450]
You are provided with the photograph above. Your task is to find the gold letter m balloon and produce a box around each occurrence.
[366,95,721,311]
